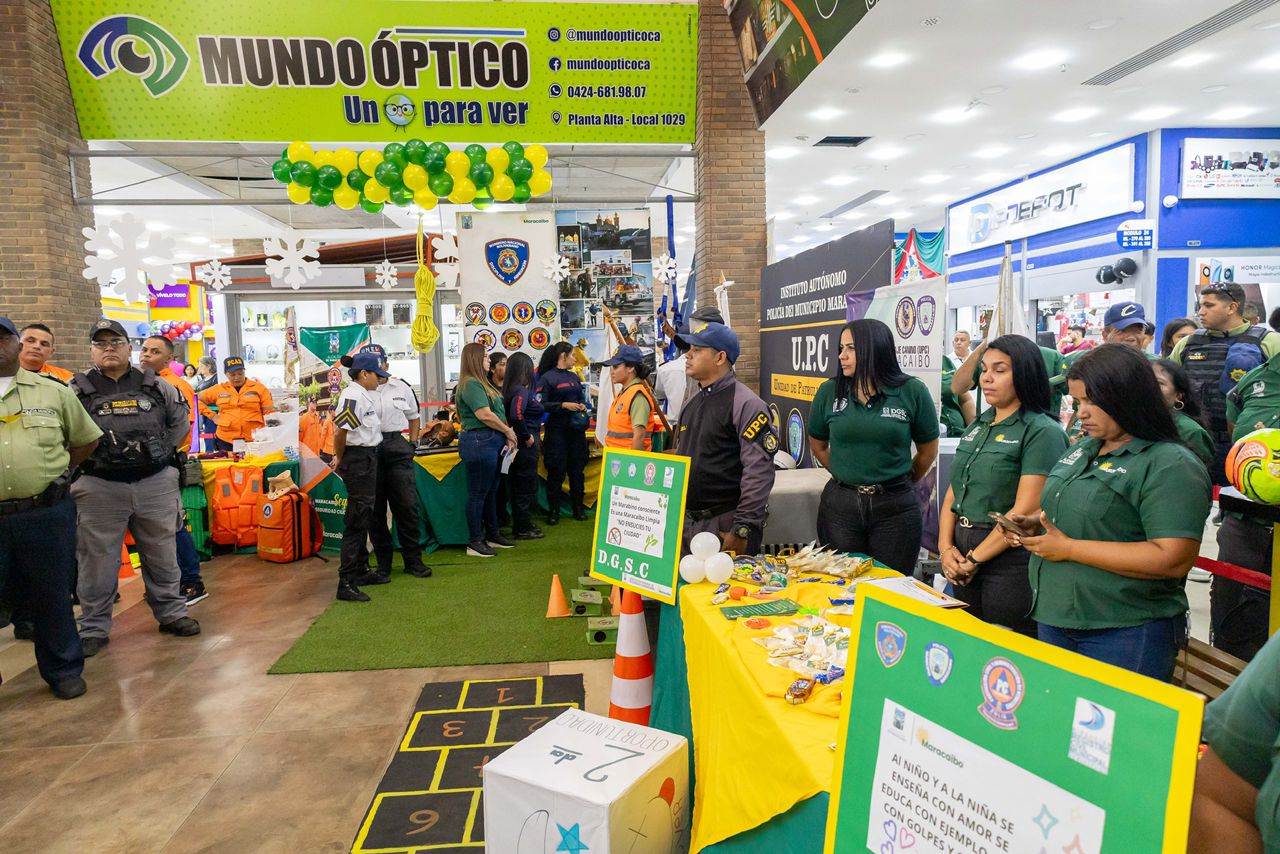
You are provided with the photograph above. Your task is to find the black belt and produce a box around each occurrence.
[0,478,69,516]
[834,475,911,495]
[687,501,737,521]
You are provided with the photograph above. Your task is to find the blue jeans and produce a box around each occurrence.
[458,429,505,542]
[1037,615,1186,681]
[176,522,202,585]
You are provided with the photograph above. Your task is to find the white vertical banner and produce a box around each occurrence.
[457,211,561,359]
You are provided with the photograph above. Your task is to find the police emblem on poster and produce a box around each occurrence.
[978,656,1025,729]
[917,295,937,336]
[875,621,906,667]
[485,239,529,285]
[895,297,917,337]
[924,642,953,686]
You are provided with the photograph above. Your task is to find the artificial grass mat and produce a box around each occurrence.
[269,518,615,674]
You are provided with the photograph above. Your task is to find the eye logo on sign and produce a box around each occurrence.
[485,239,530,285]
[895,297,917,338]
[78,16,189,98]
[384,93,415,127]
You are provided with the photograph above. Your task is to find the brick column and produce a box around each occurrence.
[0,0,99,358]
[693,0,766,389]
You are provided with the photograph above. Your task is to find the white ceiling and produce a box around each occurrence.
[762,0,1280,257]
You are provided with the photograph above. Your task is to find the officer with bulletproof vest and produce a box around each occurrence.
[70,320,200,656]
[0,317,102,699]
[1171,282,1280,483]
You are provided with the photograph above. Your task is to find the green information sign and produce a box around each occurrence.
[588,448,687,605]
[51,1,696,143]
[825,586,1202,854]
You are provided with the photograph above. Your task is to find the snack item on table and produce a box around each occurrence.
[729,586,748,600]
[744,617,772,630]
[748,592,775,600]
[760,585,783,594]
[828,595,856,606]
[711,592,729,605]
[714,583,730,595]
[785,677,816,704]
[815,666,845,685]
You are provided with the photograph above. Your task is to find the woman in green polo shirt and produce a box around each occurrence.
[1152,358,1214,470]
[1002,344,1211,679]
[938,336,1067,637]
[455,342,518,558]
[808,319,939,573]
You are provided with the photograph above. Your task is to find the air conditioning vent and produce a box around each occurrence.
[814,136,872,148]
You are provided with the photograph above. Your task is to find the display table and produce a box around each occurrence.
[650,562,899,853]
[191,456,301,554]
[761,468,831,547]
[413,452,601,550]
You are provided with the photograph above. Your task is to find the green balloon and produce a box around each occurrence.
[281,147,289,161]
[508,158,534,183]
[423,150,446,175]
[428,141,451,159]
[512,181,532,204]
[469,162,494,188]
[472,187,493,210]
[465,143,487,165]
[360,198,385,214]
[374,161,402,189]
[316,165,343,190]
[404,139,428,165]
[390,185,414,207]
[502,141,525,161]
[310,185,334,207]
[428,172,454,197]
[290,161,317,188]
[346,169,368,191]
[383,142,408,170]
[271,158,293,183]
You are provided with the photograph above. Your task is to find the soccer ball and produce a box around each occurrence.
[1226,429,1280,504]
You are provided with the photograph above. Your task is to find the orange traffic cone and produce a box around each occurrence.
[546,575,571,618]
[610,585,622,616]
[608,590,654,725]
[118,544,134,579]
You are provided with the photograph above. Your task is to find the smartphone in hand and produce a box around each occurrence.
[988,511,1042,537]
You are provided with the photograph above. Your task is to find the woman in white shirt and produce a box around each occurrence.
[331,353,386,602]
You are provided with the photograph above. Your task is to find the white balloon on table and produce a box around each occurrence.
[689,531,721,560]
[679,554,707,584]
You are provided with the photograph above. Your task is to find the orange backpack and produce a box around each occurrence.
[211,465,263,547]
[256,491,323,564]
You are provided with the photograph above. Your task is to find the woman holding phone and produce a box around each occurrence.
[937,336,1067,636]
[1001,344,1211,679]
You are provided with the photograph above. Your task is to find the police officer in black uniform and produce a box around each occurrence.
[70,320,200,656]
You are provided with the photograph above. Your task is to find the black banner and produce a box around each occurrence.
[760,220,893,466]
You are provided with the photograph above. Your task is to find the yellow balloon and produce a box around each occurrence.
[402,163,428,191]
[449,177,477,205]
[313,149,335,168]
[363,181,389,204]
[413,188,439,210]
[525,144,549,170]
[490,174,515,202]
[358,149,384,177]
[286,140,314,164]
[485,146,510,174]
[334,147,358,174]
[528,169,553,196]
[286,182,311,204]
[445,151,471,178]
[333,184,359,210]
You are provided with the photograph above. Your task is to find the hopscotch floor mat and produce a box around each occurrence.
[351,674,586,853]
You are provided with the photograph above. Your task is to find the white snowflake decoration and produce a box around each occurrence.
[263,236,321,290]
[375,259,398,289]
[653,253,678,285]
[82,213,175,304]
[543,254,571,284]
[430,233,460,290]
[197,258,233,292]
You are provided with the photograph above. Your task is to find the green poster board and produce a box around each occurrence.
[50,1,696,143]
[588,448,687,605]
[825,586,1203,854]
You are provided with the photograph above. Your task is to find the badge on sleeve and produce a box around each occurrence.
[741,410,778,454]
[333,399,362,430]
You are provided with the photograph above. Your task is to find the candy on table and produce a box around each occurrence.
[784,677,816,704]
[815,666,845,685]
[711,592,729,605]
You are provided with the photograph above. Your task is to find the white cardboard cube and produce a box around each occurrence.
[483,708,688,853]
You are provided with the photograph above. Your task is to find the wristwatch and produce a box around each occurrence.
[732,523,752,541]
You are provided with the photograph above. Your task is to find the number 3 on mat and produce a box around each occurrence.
[583,745,644,783]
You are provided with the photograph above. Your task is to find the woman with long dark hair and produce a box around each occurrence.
[807,319,939,573]
[538,341,589,524]
[456,343,517,557]
[1152,358,1214,470]
[938,335,1067,636]
[487,351,510,526]
[1160,317,1197,358]
[502,353,545,540]
[1003,344,1211,679]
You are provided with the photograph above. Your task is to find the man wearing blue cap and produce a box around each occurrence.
[0,317,103,698]
[674,320,777,557]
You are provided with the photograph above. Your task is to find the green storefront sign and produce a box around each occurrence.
[825,586,1203,854]
[51,1,696,143]
[589,448,687,605]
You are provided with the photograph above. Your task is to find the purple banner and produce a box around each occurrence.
[149,282,189,308]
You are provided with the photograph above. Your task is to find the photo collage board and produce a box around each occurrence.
[555,209,656,386]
